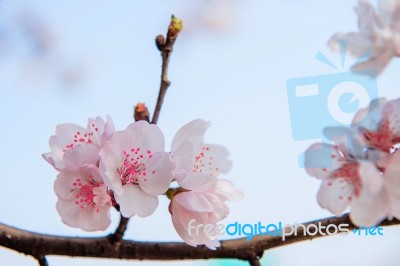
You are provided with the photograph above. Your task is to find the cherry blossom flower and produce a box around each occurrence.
[169,119,242,249]
[306,97,400,226]
[169,176,243,249]
[328,0,400,75]
[99,121,174,218]
[305,139,394,226]
[43,116,115,170]
[170,119,232,184]
[54,166,112,231]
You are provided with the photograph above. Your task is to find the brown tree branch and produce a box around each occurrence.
[1,214,399,263]
[151,15,183,125]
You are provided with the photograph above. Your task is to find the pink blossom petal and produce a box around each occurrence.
[212,179,244,201]
[115,184,159,218]
[172,141,195,176]
[171,119,210,152]
[178,173,217,192]
[174,191,214,212]
[383,98,400,136]
[54,170,82,199]
[383,150,400,219]
[358,161,384,194]
[201,144,232,174]
[125,121,165,152]
[351,45,395,76]
[328,32,372,57]
[101,115,115,144]
[99,131,132,195]
[56,198,80,228]
[139,151,174,196]
[350,189,388,227]
[63,145,100,170]
[86,117,106,146]
[305,143,343,179]
[77,204,112,231]
[317,178,353,215]
[352,98,387,130]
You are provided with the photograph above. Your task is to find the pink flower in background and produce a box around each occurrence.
[306,97,400,226]
[169,176,243,249]
[170,119,232,184]
[99,121,174,218]
[328,0,400,75]
[353,98,400,153]
[54,167,112,231]
[306,142,386,226]
[43,116,114,170]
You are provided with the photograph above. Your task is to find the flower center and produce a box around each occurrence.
[63,123,99,151]
[192,146,219,176]
[72,176,110,212]
[331,162,362,197]
[118,147,156,185]
[363,119,399,153]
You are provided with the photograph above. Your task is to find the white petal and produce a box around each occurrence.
[139,151,175,196]
[317,178,353,215]
[115,184,159,218]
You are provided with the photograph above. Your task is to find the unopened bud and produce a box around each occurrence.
[134,102,150,122]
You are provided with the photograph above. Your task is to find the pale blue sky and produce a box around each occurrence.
[1,0,400,265]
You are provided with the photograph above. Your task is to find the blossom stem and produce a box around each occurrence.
[109,214,130,244]
[151,15,183,125]
[34,255,49,266]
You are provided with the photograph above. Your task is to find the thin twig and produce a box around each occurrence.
[109,215,130,244]
[1,214,398,262]
[248,257,261,266]
[34,255,49,266]
[151,15,183,125]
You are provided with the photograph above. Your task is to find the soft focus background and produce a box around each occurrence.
[1,0,400,265]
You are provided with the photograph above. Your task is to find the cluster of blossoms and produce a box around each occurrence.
[43,117,243,249]
[305,98,400,226]
[329,0,400,75]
